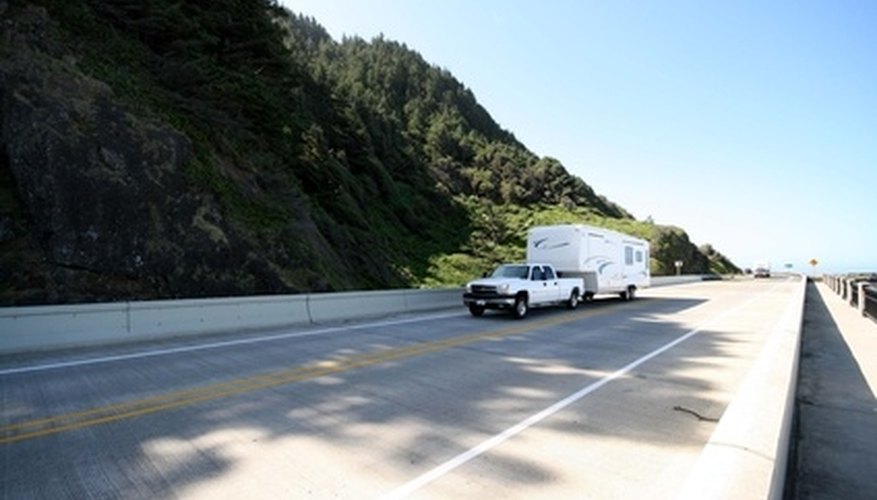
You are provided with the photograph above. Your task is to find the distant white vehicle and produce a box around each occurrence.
[753,261,771,278]
[527,224,650,301]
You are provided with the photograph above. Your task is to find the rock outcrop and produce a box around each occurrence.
[0,5,287,304]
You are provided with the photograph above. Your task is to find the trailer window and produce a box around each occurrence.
[636,250,643,263]
[625,246,634,265]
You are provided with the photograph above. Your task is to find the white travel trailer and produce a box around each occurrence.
[527,224,650,300]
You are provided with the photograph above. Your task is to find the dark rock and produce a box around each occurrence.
[0,214,14,242]
[0,6,287,304]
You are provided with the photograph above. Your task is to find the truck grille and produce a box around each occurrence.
[470,285,497,294]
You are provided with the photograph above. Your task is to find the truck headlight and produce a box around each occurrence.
[466,283,472,293]
[498,283,510,295]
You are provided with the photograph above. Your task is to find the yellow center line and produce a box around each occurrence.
[1,303,636,445]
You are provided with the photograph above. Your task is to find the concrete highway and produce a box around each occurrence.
[0,277,802,498]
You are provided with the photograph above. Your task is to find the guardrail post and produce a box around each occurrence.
[858,283,867,317]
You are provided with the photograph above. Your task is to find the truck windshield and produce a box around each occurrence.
[491,265,529,279]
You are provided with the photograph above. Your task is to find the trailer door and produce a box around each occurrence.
[586,233,604,273]
[588,232,619,291]
[624,244,635,283]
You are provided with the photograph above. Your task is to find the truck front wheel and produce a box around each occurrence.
[513,295,529,319]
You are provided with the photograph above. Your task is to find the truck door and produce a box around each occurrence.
[542,266,561,301]
[530,266,557,304]
[529,265,546,304]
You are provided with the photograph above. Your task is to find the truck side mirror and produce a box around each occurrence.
[482,271,489,278]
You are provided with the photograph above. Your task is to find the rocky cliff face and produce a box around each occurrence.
[0,6,287,304]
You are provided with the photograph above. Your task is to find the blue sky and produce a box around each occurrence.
[282,0,877,274]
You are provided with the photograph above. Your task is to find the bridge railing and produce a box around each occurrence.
[823,274,877,323]
[862,284,877,322]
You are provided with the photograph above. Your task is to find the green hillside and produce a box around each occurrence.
[0,0,737,305]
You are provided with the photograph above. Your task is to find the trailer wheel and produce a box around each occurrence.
[512,294,528,319]
[621,286,636,301]
[584,292,595,302]
[468,305,485,317]
[567,290,579,310]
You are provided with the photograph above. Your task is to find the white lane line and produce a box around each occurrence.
[0,311,465,376]
[381,329,704,500]
[380,281,789,499]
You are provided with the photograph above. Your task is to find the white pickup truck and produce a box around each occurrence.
[463,263,584,319]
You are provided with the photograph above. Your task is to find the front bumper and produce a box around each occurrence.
[463,292,516,309]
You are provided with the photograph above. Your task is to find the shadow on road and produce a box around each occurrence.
[1,288,783,497]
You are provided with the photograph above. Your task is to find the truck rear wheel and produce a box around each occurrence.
[468,305,485,317]
[567,290,579,309]
[512,295,528,319]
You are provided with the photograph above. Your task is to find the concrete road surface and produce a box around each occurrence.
[1,277,802,498]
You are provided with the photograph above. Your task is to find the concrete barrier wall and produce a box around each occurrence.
[306,289,408,324]
[0,277,713,354]
[650,275,705,287]
[677,274,807,500]
[403,288,464,313]
[129,295,312,338]
[1,302,131,352]
[0,288,463,354]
